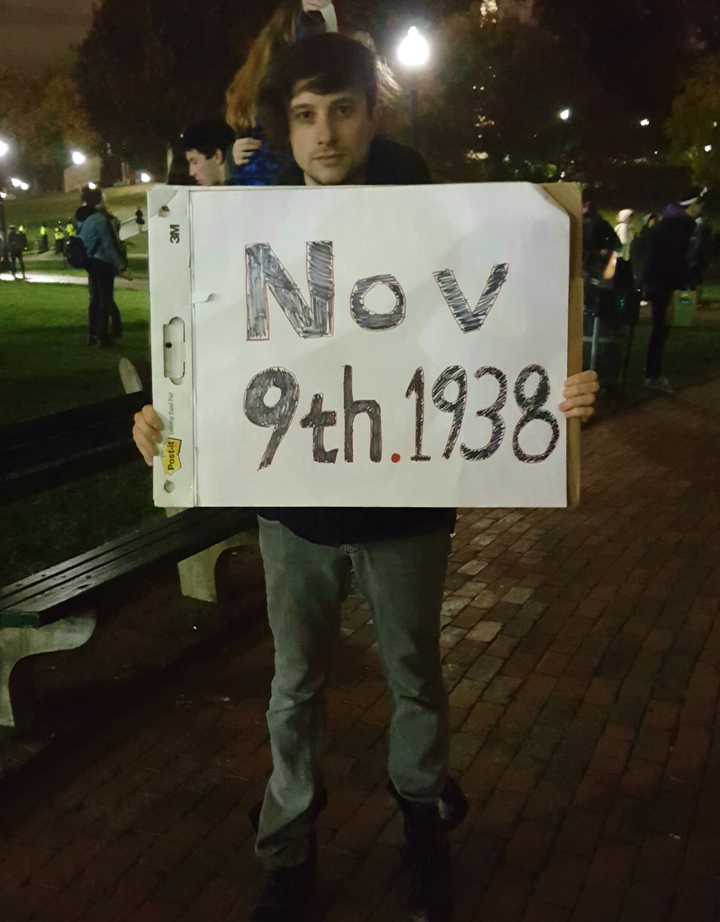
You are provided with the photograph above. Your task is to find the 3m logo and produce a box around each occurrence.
[170,224,180,244]
[162,438,182,473]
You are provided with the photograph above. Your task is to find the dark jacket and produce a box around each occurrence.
[258,137,454,547]
[643,207,695,293]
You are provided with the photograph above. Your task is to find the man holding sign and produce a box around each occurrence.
[134,33,597,922]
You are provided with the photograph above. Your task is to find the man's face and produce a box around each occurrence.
[288,82,378,186]
[185,148,224,186]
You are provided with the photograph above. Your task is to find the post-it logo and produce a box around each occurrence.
[162,438,182,474]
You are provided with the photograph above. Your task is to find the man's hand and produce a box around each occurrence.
[232,137,262,166]
[133,405,163,466]
[302,0,333,11]
[558,370,599,423]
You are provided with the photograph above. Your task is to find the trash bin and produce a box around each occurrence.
[583,284,640,392]
[667,290,697,327]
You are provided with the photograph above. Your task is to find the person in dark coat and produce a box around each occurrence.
[642,202,696,392]
[133,33,600,922]
[7,225,26,279]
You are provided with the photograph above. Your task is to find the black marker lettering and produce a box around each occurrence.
[433,263,509,333]
[350,274,406,331]
[300,394,338,464]
[246,241,334,340]
[343,365,382,463]
[243,367,300,469]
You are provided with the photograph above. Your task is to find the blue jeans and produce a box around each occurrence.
[256,517,452,868]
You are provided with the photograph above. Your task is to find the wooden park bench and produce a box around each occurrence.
[0,392,258,730]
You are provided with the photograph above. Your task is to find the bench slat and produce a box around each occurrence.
[0,508,257,626]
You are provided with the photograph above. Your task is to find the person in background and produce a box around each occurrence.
[180,119,236,187]
[613,208,635,288]
[630,212,658,293]
[135,32,599,922]
[582,201,620,282]
[54,222,65,255]
[224,0,340,186]
[135,207,145,232]
[75,185,126,347]
[38,220,49,253]
[685,198,713,291]
[7,225,26,280]
[65,217,75,239]
[642,201,696,392]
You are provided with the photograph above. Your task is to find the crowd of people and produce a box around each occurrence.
[582,195,717,393]
[129,5,598,922]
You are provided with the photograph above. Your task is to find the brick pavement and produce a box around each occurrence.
[0,378,719,922]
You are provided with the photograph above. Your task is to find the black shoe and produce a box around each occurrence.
[251,839,316,922]
[388,777,469,833]
[402,827,453,922]
[389,779,468,922]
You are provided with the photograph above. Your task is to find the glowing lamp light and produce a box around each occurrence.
[0,139,9,158]
[19,182,29,191]
[10,177,21,188]
[705,144,713,152]
[398,26,429,68]
[87,181,97,189]
[559,109,571,121]
[71,151,86,165]
[640,118,650,126]
[140,172,151,183]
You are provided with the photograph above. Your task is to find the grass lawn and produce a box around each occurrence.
[1,279,161,584]
[3,460,161,585]
[1,281,151,421]
[4,184,152,239]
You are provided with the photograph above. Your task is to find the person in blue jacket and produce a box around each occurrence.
[75,186,126,347]
[224,0,339,186]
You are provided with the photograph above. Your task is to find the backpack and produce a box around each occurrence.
[65,235,89,269]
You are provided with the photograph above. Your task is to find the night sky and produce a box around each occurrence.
[0,0,93,73]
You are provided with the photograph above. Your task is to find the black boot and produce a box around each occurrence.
[248,788,327,922]
[389,779,468,922]
[250,837,316,922]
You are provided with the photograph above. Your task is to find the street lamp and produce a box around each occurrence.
[705,144,713,152]
[640,118,650,127]
[140,172,151,183]
[71,151,86,165]
[559,108,571,121]
[0,138,9,272]
[397,26,430,149]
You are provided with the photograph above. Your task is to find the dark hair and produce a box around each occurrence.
[257,33,381,147]
[81,185,103,208]
[180,119,235,162]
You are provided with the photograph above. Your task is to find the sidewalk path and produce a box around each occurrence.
[0,380,719,922]
[0,272,148,291]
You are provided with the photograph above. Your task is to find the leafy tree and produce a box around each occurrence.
[75,0,279,173]
[666,61,720,188]
[0,67,98,191]
[410,5,589,183]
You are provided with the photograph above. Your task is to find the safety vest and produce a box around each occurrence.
[40,225,47,236]
[54,228,64,240]
[18,225,25,234]
[65,223,74,237]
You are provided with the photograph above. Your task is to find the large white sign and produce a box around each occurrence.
[148,182,571,508]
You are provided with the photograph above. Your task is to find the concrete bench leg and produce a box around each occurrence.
[0,612,97,729]
[165,505,258,603]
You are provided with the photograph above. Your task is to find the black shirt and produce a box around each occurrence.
[258,137,456,546]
